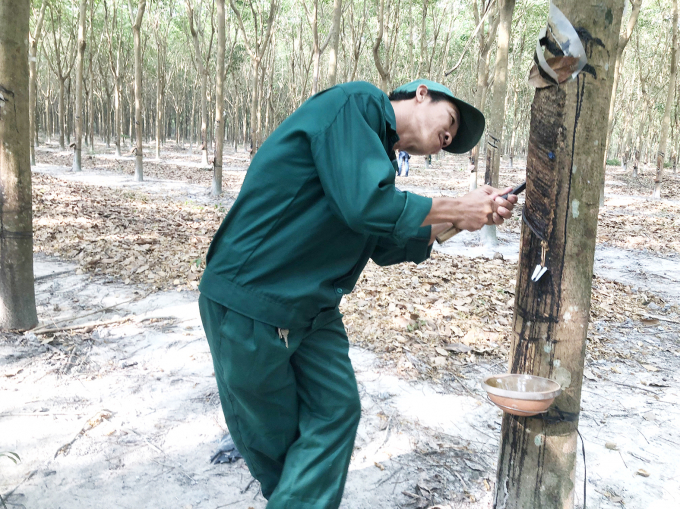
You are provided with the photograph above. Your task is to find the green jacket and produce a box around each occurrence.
[199,81,433,329]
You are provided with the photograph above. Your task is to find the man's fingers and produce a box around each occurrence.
[494,196,515,213]
[492,212,503,225]
[496,206,512,219]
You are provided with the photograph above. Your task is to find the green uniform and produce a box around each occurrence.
[199,81,433,508]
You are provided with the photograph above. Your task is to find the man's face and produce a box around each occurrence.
[396,85,460,156]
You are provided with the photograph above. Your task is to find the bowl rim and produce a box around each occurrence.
[482,373,562,401]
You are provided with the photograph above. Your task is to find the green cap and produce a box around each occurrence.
[391,79,485,154]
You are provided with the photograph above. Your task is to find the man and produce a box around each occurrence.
[199,79,517,508]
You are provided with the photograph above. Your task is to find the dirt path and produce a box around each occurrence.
[1,145,679,508]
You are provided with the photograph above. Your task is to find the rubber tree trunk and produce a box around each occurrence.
[29,3,47,166]
[470,2,499,191]
[58,78,65,149]
[654,0,678,199]
[155,45,163,160]
[213,0,225,196]
[326,0,343,88]
[73,0,87,172]
[482,0,515,248]
[114,76,122,156]
[493,1,624,507]
[200,71,209,165]
[601,0,642,205]
[129,0,146,181]
[0,0,38,330]
[88,0,95,153]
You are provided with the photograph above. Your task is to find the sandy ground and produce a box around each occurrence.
[1,142,679,509]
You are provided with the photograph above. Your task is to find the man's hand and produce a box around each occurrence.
[422,185,518,232]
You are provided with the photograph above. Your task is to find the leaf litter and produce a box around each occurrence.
[32,168,677,382]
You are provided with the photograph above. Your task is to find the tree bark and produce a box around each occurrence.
[87,0,96,153]
[372,0,391,92]
[493,2,625,507]
[29,2,47,166]
[213,0,225,195]
[186,0,214,166]
[128,0,146,181]
[482,0,515,247]
[600,0,642,205]
[654,0,678,199]
[469,0,499,191]
[73,0,87,172]
[0,0,39,330]
[326,0,343,87]
[230,0,278,157]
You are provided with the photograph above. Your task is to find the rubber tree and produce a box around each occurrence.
[0,0,39,330]
[73,0,87,172]
[654,0,678,199]
[230,0,278,157]
[104,0,126,157]
[600,0,642,205]
[481,0,515,248]
[29,1,48,166]
[372,0,401,93]
[186,0,215,167]
[303,0,338,95]
[45,4,76,150]
[213,0,225,196]
[87,0,97,153]
[127,0,145,181]
[493,1,625,507]
[153,2,172,160]
[326,0,343,88]
[469,0,499,191]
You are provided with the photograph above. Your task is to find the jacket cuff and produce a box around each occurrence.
[392,193,433,243]
[405,226,433,264]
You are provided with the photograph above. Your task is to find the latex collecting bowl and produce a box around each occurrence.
[482,374,562,417]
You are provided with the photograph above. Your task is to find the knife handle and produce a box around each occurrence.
[435,226,462,244]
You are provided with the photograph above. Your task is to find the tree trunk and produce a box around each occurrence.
[155,51,163,159]
[114,76,122,156]
[129,0,146,181]
[0,0,38,330]
[213,0,225,196]
[29,3,47,166]
[73,0,87,172]
[200,71,208,165]
[654,0,678,199]
[469,1,498,191]
[250,58,260,154]
[493,2,625,507]
[372,0,391,92]
[327,0,343,88]
[482,0,515,248]
[87,0,95,153]
[58,78,66,149]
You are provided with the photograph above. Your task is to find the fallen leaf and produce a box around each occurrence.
[443,343,472,354]
[605,442,618,450]
[435,347,449,357]
[635,469,650,477]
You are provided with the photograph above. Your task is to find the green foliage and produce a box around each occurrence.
[0,452,20,509]
[607,158,621,166]
[0,451,20,464]
[29,0,678,161]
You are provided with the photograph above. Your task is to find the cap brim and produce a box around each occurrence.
[444,98,485,154]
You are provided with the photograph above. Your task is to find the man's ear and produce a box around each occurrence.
[415,84,429,103]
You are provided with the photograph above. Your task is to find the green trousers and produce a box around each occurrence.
[199,295,361,509]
